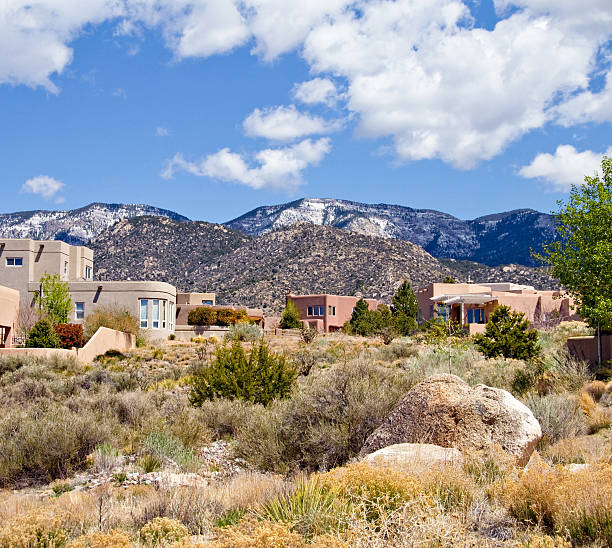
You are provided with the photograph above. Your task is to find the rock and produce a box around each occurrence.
[361,443,462,473]
[360,374,542,465]
[567,463,589,473]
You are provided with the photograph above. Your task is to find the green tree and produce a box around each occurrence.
[391,280,418,335]
[34,273,72,325]
[474,305,540,361]
[280,300,302,329]
[442,276,456,284]
[25,318,62,348]
[189,340,297,406]
[535,156,612,364]
[348,298,376,336]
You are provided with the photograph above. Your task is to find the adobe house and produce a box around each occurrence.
[286,293,379,332]
[0,284,19,348]
[417,282,577,335]
[0,238,177,340]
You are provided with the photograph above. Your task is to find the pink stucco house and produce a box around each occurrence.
[286,294,379,332]
[417,282,577,334]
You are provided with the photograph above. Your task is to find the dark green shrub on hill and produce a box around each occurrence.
[391,280,418,335]
[474,305,540,361]
[25,319,62,349]
[189,340,297,406]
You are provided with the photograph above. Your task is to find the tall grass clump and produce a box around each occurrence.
[82,304,140,340]
[142,431,199,473]
[225,323,262,342]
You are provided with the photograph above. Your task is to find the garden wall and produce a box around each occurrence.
[567,335,612,366]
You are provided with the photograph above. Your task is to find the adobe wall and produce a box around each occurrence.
[0,347,77,360]
[0,285,19,347]
[567,335,612,366]
[77,327,136,363]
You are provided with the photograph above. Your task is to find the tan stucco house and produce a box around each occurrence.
[0,238,177,339]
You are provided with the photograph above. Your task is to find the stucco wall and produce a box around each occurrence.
[77,327,136,363]
[567,335,612,366]
[0,347,77,360]
[0,285,19,347]
[287,294,378,332]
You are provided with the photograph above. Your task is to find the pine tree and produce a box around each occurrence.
[280,300,302,329]
[391,280,418,335]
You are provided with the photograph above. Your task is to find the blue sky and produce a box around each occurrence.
[1,0,611,223]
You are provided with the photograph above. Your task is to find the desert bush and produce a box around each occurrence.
[474,305,540,361]
[67,529,131,548]
[234,358,411,472]
[0,404,113,486]
[142,431,199,473]
[83,304,139,340]
[0,506,69,547]
[300,325,318,344]
[524,393,587,447]
[543,435,611,466]
[140,517,189,546]
[187,307,217,326]
[500,463,612,545]
[92,443,122,474]
[280,300,301,330]
[196,398,255,439]
[583,380,607,402]
[55,323,84,349]
[25,318,62,348]
[225,323,262,342]
[189,340,296,407]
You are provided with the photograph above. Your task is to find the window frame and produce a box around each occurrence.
[6,257,23,267]
[161,300,167,329]
[139,299,149,328]
[168,302,175,331]
[75,302,85,320]
[152,299,160,329]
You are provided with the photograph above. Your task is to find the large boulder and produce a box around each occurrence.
[360,374,541,465]
[361,443,462,474]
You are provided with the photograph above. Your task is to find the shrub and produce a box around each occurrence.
[524,393,587,447]
[226,323,262,342]
[0,404,113,486]
[54,323,84,349]
[189,340,297,407]
[474,305,540,361]
[391,280,418,335]
[187,307,217,326]
[139,517,189,546]
[142,431,199,473]
[280,300,302,329]
[25,318,62,348]
[234,358,411,472]
[216,309,250,326]
[0,507,69,548]
[500,463,612,545]
[83,304,139,340]
[300,325,318,344]
[67,530,131,548]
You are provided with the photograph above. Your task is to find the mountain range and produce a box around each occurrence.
[0,198,555,267]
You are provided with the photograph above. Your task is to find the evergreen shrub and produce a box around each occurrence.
[25,319,62,349]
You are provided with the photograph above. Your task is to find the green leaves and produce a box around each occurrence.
[280,300,302,329]
[537,156,612,331]
[34,273,72,325]
[474,305,540,361]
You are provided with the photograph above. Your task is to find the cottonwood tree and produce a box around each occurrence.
[34,273,72,325]
[536,156,612,364]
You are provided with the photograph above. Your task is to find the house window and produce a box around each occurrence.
[307,306,313,316]
[168,302,175,331]
[75,302,85,320]
[64,261,68,275]
[85,266,92,279]
[6,257,23,267]
[161,300,167,329]
[312,306,324,316]
[328,306,336,316]
[140,299,149,328]
[202,299,213,305]
[152,299,160,329]
[467,308,484,324]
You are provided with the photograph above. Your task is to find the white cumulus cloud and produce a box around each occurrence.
[155,126,170,136]
[21,175,65,200]
[161,138,331,190]
[519,145,612,191]
[293,78,341,107]
[243,105,341,141]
